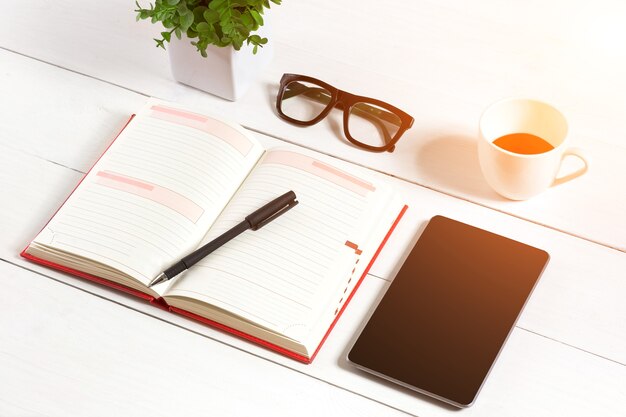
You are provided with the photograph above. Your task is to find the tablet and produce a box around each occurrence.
[348,215,549,408]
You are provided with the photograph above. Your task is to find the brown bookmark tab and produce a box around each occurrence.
[345,240,363,255]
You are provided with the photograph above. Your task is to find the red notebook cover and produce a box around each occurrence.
[20,115,408,363]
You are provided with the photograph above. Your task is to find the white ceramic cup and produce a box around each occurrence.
[478,98,589,200]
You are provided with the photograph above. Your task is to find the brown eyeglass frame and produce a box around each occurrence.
[276,74,414,153]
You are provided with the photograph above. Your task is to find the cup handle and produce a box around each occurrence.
[552,147,589,187]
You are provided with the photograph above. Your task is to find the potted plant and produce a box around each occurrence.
[136,0,281,101]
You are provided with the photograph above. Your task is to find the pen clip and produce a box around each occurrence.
[255,199,298,230]
[246,191,299,231]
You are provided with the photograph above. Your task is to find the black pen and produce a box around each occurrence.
[148,191,298,287]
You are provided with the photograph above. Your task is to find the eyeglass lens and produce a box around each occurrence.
[347,102,401,148]
[280,80,332,122]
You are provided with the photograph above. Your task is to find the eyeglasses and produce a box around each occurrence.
[276,74,414,153]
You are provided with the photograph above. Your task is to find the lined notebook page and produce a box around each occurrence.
[165,149,391,341]
[32,101,264,285]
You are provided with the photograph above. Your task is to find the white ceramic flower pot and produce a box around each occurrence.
[167,26,273,101]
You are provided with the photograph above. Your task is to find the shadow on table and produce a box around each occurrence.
[415,134,504,202]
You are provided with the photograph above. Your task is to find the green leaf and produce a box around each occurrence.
[179,10,194,30]
[196,22,211,33]
[175,27,182,39]
[209,0,227,11]
[154,38,166,49]
[249,10,263,26]
[161,31,171,42]
[193,6,208,21]
[165,0,180,5]
[177,2,188,14]
[203,9,220,24]
[241,12,253,27]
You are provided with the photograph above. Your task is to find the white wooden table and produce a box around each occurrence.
[1,1,625,415]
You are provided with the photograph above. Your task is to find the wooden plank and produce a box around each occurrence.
[0,49,147,172]
[0,262,405,417]
[2,261,625,416]
[1,2,625,251]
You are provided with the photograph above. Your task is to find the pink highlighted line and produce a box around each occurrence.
[96,171,154,190]
[263,151,376,196]
[150,105,207,122]
[311,161,376,193]
[95,170,204,223]
[149,105,253,156]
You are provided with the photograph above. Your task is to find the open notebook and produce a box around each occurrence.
[22,99,407,363]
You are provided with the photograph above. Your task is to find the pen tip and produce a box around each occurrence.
[148,272,168,287]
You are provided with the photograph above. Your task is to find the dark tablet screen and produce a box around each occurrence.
[348,215,549,407]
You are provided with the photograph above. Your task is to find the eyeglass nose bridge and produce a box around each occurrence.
[333,91,349,112]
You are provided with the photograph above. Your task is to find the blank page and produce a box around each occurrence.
[166,148,391,341]
[31,100,265,285]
